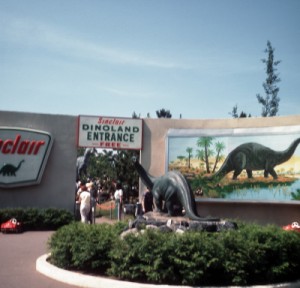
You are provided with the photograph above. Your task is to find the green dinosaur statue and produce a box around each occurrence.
[132,157,219,221]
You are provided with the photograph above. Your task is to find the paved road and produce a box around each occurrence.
[0,230,75,288]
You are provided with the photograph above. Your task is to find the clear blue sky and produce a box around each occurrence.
[1,0,299,119]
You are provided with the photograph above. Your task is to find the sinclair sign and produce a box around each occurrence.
[0,127,53,188]
[78,116,143,150]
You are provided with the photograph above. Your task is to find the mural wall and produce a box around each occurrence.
[167,126,300,202]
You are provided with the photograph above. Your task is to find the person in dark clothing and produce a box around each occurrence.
[142,187,153,213]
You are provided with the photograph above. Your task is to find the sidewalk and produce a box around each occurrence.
[0,216,115,288]
[0,230,72,288]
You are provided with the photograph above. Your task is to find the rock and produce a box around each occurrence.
[146,224,159,230]
[123,212,237,236]
[176,228,185,234]
[120,228,139,239]
[158,225,173,233]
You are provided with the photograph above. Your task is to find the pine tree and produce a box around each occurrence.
[256,41,281,117]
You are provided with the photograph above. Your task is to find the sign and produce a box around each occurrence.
[0,127,53,188]
[78,116,143,150]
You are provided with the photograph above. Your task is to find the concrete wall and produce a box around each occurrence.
[0,111,77,211]
[1,110,299,225]
[141,115,300,226]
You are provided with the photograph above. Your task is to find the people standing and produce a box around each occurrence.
[78,184,91,223]
[87,182,97,224]
[114,181,123,221]
[142,187,154,213]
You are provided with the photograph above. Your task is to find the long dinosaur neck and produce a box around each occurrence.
[277,138,300,164]
[17,160,24,169]
[132,158,154,189]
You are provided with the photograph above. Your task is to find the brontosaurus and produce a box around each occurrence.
[76,148,98,180]
[209,138,300,180]
[132,157,219,221]
[0,160,25,176]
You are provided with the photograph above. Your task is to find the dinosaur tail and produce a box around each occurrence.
[174,171,219,222]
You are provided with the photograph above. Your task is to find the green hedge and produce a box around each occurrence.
[0,208,74,230]
[49,222,126,272]
[48,221,300,286]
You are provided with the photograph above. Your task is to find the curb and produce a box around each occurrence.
[36,254,300,288]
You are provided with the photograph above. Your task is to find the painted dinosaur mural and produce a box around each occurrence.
[0,160,25,176]
[209,138,300,180]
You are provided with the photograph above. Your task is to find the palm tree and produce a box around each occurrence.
[196,137,214,173]
[177,155,186,166]
[211,141,225,173]
[186,147,193,168]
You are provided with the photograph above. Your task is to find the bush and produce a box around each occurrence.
[48,221,300,286]
[0,208,74,230]
[48,221,127,272]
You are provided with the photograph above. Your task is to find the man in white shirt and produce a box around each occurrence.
[79,187,91,223]
[114,181,123,221]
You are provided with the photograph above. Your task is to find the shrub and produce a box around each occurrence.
[0,208,74,230]
[48,221,127,272]
[48,221,300,286]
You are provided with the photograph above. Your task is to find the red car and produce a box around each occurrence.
[282,221,300,233]
[1,218,22,233]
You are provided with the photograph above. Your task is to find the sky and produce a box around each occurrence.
[1,0,300,120]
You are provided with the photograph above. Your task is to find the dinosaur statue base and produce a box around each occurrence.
[124,211,237,235]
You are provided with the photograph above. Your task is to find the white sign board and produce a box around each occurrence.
[0,127,53,188]
[78,115,143,150]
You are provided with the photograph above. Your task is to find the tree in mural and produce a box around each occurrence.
[211,141,226,173]
[196,137,214,173]
[195,137,226,174]
[177,155,185,162]
[186,147,193,168]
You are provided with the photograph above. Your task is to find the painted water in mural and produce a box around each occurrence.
[224,179,300,201]
[167,127,300,202]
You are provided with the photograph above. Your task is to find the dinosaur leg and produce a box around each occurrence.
[153,191,163,212]
[246,169,253,178]
[232,169,242,180]
[232,152,246,180]
[269,168,278,179]
[165,200,175,216]
[163,186,179,216]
